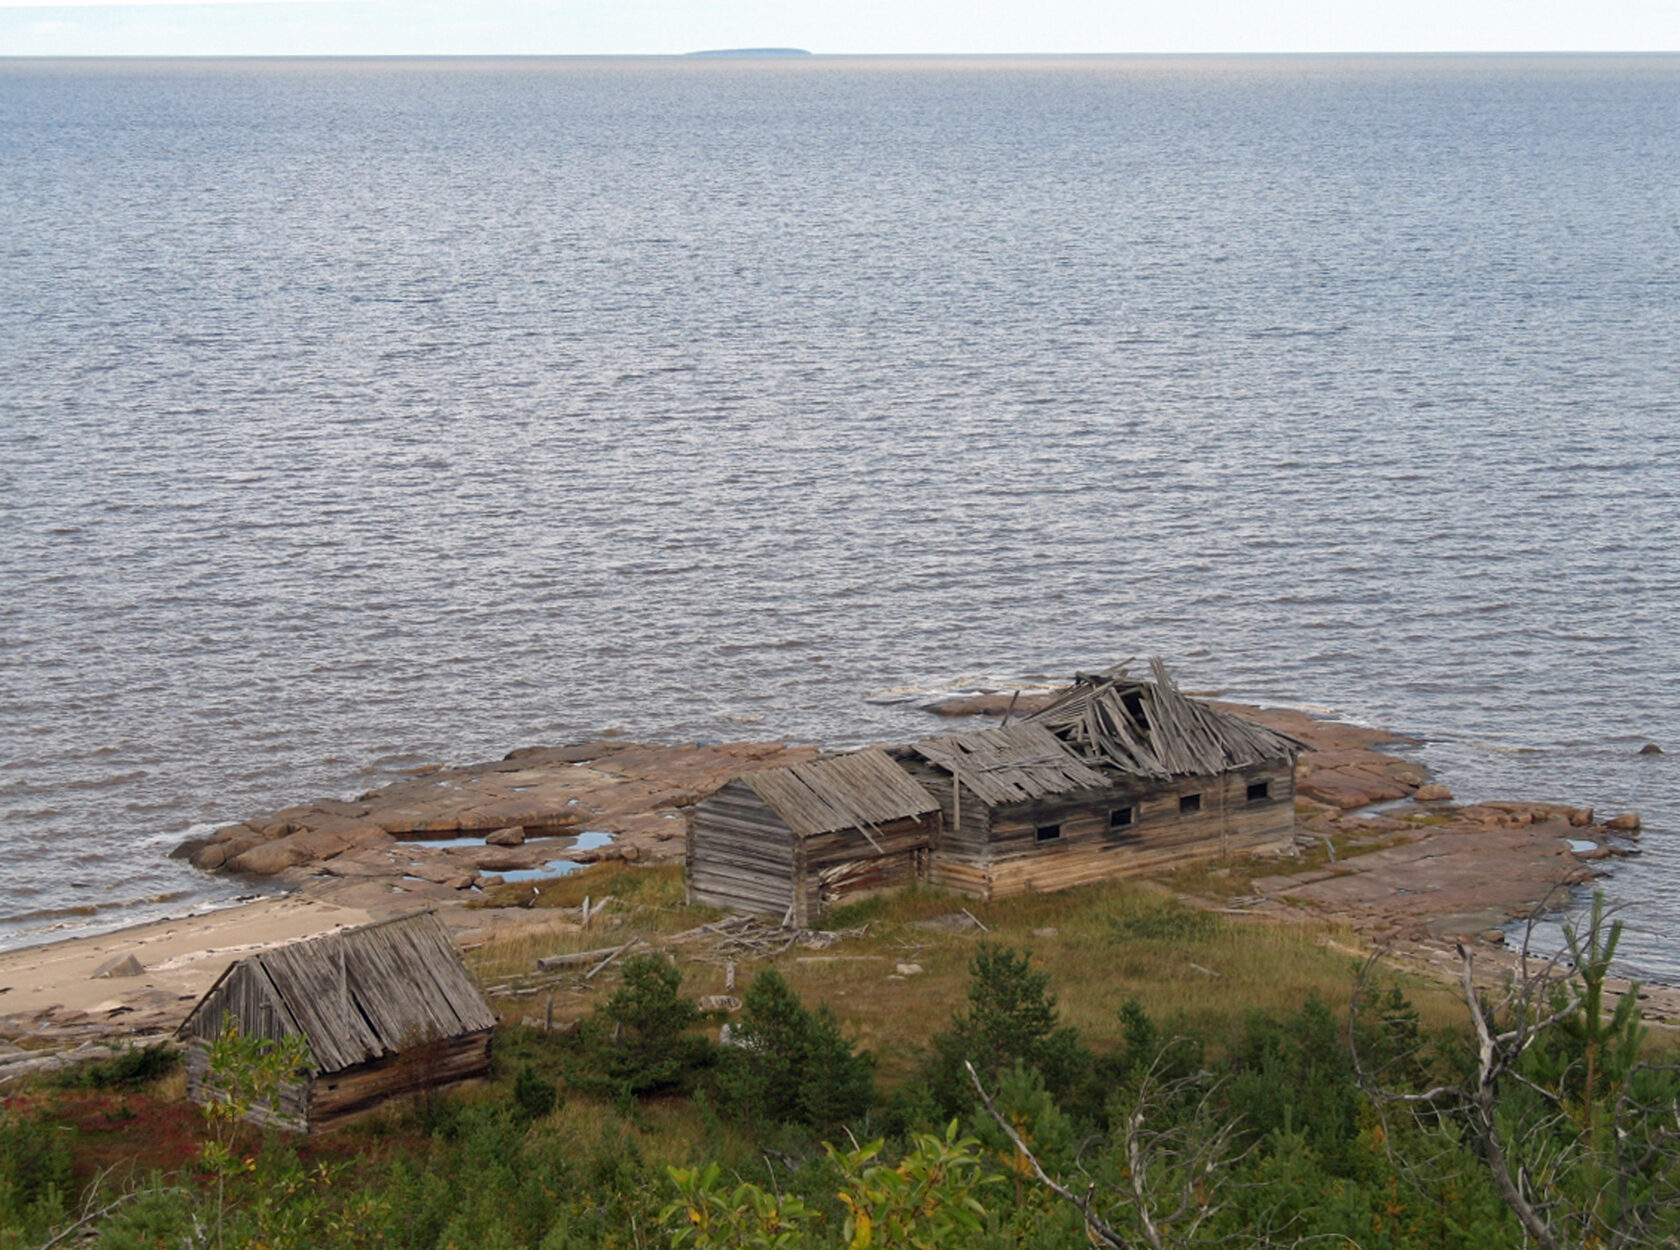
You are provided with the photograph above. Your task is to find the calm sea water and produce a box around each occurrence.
[2,55,1676,973]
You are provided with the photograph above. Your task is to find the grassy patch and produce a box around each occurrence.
[474,860,691,911]
[467,865,1471,1092]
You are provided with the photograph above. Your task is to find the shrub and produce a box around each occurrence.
[926,944,1091,1115]
[513,1063,558,1122]
[714,969,873,1131]
[0,1108,72,1236]
[53,1041,180,1091]
[567,952,713,1099]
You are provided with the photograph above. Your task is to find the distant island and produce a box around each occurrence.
[685,48,812,58]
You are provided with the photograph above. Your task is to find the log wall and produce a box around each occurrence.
[307,1031,492,1133]
[798,814,938,924]
[688,784,938,924]
[922,761,1294,900]
[186,1030,493,1134]
[687,779,799,918]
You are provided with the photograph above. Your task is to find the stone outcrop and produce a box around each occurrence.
[179,740,822,906]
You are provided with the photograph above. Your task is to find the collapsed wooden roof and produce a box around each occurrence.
[742,747,941,838]
[911,723,1114,806]
[1030,657,1306,781]
[179,911,496,1074]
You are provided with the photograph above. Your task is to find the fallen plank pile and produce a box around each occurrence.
[486,915,875,1003]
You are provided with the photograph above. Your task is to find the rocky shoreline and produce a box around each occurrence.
[169,739,822,912]
[1,694,1660,1055]
[171,697,1637,945]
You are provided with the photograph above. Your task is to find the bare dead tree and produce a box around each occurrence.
[1352,891,1680,1250]
[966,1047,1256,1250]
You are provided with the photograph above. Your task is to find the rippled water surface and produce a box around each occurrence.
[2,56,1676,971]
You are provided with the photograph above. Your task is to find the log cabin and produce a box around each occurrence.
[904,659,1305,899]
[178,911,496,1133]
[686,747,942,926]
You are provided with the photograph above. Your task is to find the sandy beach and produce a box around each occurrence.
[0,896,375,1040]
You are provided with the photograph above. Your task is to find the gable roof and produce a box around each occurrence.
[740,747,940,838]
[179,911,496,1074]
[1030,657,1305,781]
[911,722,1115,806]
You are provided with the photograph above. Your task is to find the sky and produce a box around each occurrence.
[0,0,1677,58]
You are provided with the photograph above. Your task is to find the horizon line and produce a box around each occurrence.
[3,48,1678,59]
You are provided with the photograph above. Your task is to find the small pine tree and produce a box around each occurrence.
[714,968,873,1130]
[512,1063,557,1122]
[568,953,712,1099]
[926,944,1091,1116]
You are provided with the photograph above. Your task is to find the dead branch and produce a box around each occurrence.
[965,1060,1135,1249]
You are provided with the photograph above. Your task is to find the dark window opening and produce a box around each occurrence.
[1035,823,1062,843]
[1179,793,1202,814]
[1109,806,1134,829]
[1247,781,1270,802]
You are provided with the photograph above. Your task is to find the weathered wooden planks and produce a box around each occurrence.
[1031,658,1306,780]
[689,759,940,923]
[178,912,496,1132]
[688,666,1300,917]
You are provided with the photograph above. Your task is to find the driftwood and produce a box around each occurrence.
[535,944,632,972]
[584,938,642,980]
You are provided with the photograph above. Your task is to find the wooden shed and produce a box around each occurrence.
[905,660,1305,900]
[178,911,496,1133]
[686,748,942,926]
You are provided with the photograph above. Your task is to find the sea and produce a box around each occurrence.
[1,55,1676,976]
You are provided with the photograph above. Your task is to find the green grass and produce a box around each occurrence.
[467,868,1467,1092]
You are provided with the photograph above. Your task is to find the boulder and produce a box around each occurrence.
[1606,812,1642,832]
[169,837,209,861]
[226,838,314,876]
[193,830,263,870]
[485,826,525,847]
[92,953,145,979]
[1639,743,1663,755]
[1568,808,1594,827]
[1414,784,1453,802]
[895,963,924,976]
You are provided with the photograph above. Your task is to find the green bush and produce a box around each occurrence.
[0,1109,72,1243]
[714,969,873,1131]
[567,953,713,1100]
[514,1063,559,1122]
[53,1041,180,1091]
[926,944,1091,1116]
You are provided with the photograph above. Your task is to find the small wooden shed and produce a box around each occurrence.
[686,748,942,926]
[905,660,1304,900]
[178,911,496,1133]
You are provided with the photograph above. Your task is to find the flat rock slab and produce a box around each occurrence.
[188,740,820,888]
[1273,820,1590,941]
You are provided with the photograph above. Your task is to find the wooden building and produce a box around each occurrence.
[686,748,942,926]
[904,660,1305,900]
[178,911,496,1133]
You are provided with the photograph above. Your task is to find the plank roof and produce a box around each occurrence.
[741,747,940,838]
[180,911,496,1074]
[1030,657,1306,781]
[911,722,1115,806]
